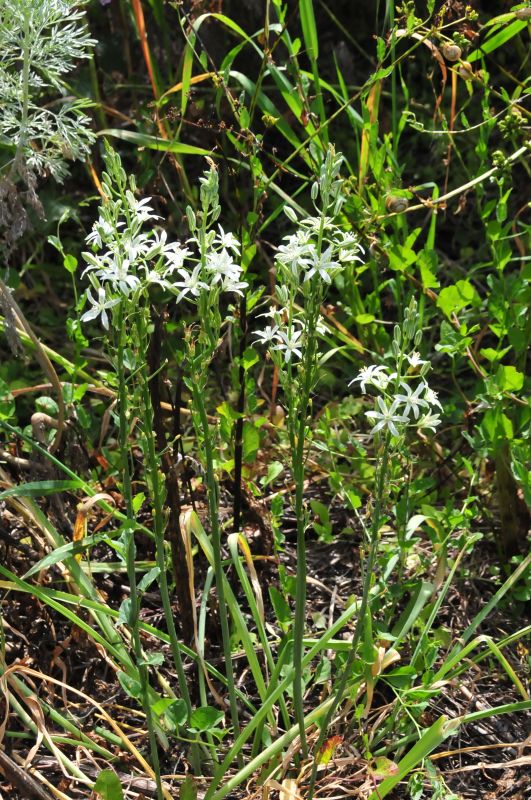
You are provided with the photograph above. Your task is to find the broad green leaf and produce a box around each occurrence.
[138,566,160,594]
[419,260,439,289]
[388,244,416,272]
[132,492,146,513]
[35,395,59,415]
[93,769,124,800]
[63,253,78,274]
[481,408,513,443]
[117,598,131,626]
[139,652,164,667]
[480,347,511,363]
[117,671,142,699]
[241,347,259,370]
[269,585,291,632]
[151,697,177,716]
[495,364,524,392]
[260,460,284,487]
[190,706,224,732]
[217,401,243,421]
[0,381,15,420]
[355,313,375,324]
[164,698,188,730]
[242,421,260,464]
[436,280,480,319]
[345,489,361,510]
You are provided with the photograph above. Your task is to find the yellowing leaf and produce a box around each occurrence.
[316,735,343,766]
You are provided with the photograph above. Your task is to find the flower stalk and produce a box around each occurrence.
[254,146,364,754]
[115,303,164,800]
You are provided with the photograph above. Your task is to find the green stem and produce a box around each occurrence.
[116,305,164,800]
[291,213,326,756]
[136,308,201,774]
[290,328,318,759]
[307,432,392,800]
[191,379,242,767]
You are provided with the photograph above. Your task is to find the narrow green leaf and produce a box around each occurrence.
[23,530,115,579]
[299,0,319,59]
[181,37,195,117]
[179,775,198,800]
[0,479,83,499]
[367,716,459,799]
[468,19,528,62]
[98,129,211,156]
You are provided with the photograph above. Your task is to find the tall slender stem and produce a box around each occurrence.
[307,433,392,800]
[191,380,242,767]
[290,313,318,758]
[137,308,201,774]
[291,209,326,756]
[116,305,164,800]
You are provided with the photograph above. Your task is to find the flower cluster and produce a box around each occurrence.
[275,226,362,287]
[351,362,442,437]
[253,147,364,366]
[351,302,442,438]
[80,149,245,330]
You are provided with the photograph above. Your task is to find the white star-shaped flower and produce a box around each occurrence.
[395,381,430,420]
[304,245,340,284]
[417,412,441,433]
[272,329,304,363]
[254,325,279,344]
[365,397,408,437]
[173,265,208,303]
[80,287,120,330]
[349,364,390,394]
[215,225,240,255]
[406,351,428,369]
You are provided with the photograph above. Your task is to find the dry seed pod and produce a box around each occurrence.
[458,61,475,80]
[386,195,409,214]
[515,8,531,20]
[442,43,462,61]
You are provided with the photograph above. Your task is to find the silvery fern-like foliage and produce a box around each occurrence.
[0,0,95,250]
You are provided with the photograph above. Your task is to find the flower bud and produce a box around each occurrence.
[284,205,298,223]
[186,206,196,232]
[394,324,402,344]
